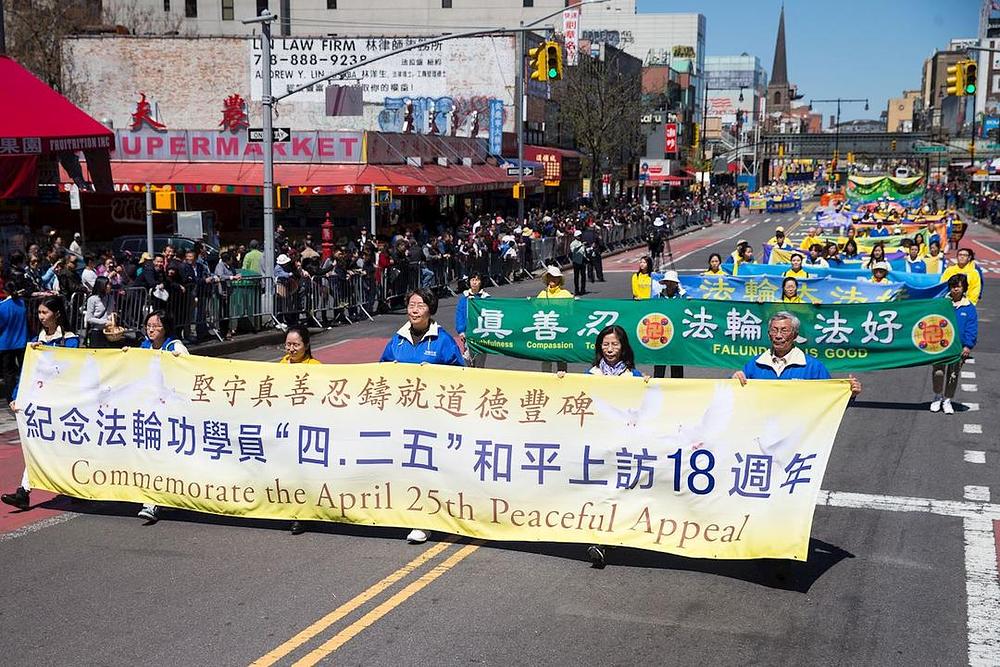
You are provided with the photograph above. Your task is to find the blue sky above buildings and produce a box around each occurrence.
[637,0,981,120]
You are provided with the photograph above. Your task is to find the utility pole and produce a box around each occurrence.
[145,184,154,258]
[0,0,6,55]
[516,19,526,225]
[243,10,278,281]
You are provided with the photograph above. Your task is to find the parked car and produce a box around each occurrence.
[112,235,219,270]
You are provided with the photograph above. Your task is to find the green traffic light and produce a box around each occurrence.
[966,83,977,94]
[548,67,557,78]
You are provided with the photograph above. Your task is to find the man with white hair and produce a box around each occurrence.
[732,311,862,395]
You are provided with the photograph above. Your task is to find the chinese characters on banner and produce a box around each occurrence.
[18,348,852,561]
[665,123,678,155]
[467,297,961,371]
[562,8,581,66]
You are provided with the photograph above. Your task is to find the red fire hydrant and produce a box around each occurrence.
[321,211,334,262]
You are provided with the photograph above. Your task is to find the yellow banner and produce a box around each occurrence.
[16,348,852,560]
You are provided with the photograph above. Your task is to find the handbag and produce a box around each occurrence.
[103,312,126,342]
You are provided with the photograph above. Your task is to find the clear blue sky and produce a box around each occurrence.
[637,0,982,121]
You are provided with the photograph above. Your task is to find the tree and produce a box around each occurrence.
[3,0,182,96]
[557,46,649,204]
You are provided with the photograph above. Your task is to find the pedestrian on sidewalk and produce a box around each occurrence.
[0,274,28,403]
[929,274,977,415]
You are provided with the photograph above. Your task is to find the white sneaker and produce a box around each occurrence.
[406,529,429,544]
[137,504,159,522]
[942,399,954,415]
[929,399,942,413]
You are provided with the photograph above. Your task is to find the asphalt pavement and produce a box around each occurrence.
[2,205,998,666]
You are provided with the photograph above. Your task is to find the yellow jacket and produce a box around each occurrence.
[782,295,803,303]
[537,286,574,299]
[702,268,725,276]
[941,263,982,304]
[280,355,323,364]
[631,272,652,299]
[800,235,823,250]
[783,268,809,279]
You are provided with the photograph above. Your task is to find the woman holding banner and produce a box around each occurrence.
[781,277,803,303]
[135,310,188,524]
[558,324,648,568]
[380,288,464,544]
[702,253,725,277]
[1,296,80,511]
[280,325,323,535]
[929,274,978,415]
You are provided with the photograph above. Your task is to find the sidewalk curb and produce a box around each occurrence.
[186,224,715,358]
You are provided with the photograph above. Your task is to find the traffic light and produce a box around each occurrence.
[375,186,392,205]
[528,44,549,82]
[963,60,978,95]
[946,61,966,97]
[512,183,525,199]
[692,124,700,148]
[891,139,897,151]
[154,190,176,210]
[545,41,563,80]
[275,185,290,209]
[847,152,855,163]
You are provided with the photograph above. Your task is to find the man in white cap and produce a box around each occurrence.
[569,230,588,295]
[70,232,83,255]
[655,269,686,379]
[867,261,892,284]
[656,270,687,299]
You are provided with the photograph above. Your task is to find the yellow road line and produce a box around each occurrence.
[250,538,456,667]
[292,541,483,666]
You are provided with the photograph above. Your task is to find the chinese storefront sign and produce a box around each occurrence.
[562,8,580,66]
[218,94,250,133]
[18,348,852,560]
[468,298,960,371]
[525,147,562,186]
[111,129,364,163]
[129,92,167,131]
[665,123,678,155]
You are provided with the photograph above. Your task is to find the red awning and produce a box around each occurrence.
[60,161,538,196]
[0,56,115,198]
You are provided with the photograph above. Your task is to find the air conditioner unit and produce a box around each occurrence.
[437,157,448,167]
[406,156,422,167]
[461,157,473,167]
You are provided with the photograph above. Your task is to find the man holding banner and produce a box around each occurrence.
[732,311,862,397]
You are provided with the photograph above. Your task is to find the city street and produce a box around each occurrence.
[2,207,997,666]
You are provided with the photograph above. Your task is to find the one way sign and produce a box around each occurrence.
[506,166,534,177]
[247,127,291,143]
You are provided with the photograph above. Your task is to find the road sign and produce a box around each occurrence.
[506,166,534,177]
[247,127,291,143]
[914,144,948,153]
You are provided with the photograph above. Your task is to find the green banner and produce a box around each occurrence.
[467,298,961,372]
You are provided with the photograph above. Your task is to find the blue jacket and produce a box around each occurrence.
[954,299,978,349]
[742,347,831,380]
[380,322,465,366]
[454,289,491,335]
[0,297,28,351]
[905,258,927,274]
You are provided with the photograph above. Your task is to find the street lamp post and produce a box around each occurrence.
[808,97,869,182]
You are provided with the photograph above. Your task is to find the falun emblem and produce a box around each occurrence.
[637,313,674,350]
[911,315,952,355]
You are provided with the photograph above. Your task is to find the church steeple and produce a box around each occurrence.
[770,5,788,87]
[766,4,793,115]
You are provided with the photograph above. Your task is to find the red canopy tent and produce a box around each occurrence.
[0,55,115,199]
